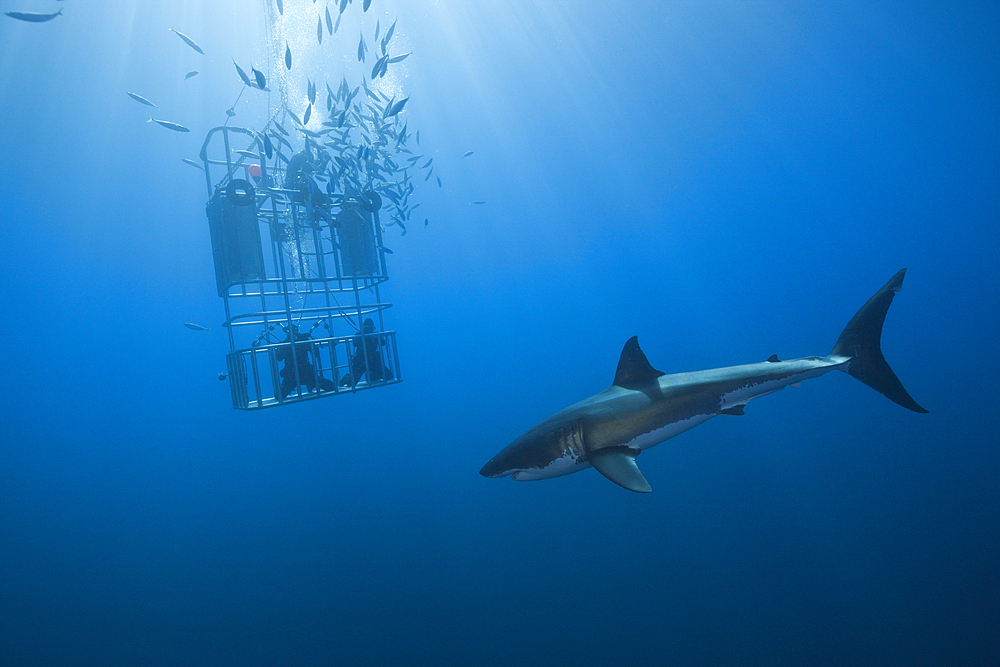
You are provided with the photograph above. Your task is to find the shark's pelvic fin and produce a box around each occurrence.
[831,269,928,413]
[613,336,665,389]
[588,446,652,493]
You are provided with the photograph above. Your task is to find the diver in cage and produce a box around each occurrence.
[340,318,393,388]
[277,324,336,400]
[284,143,332,226]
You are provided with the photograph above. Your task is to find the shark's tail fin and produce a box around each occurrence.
[831,269,928,413]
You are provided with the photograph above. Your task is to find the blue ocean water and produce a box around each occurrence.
[1,1,997,665]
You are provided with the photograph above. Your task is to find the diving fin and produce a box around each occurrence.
[588,446,651,493]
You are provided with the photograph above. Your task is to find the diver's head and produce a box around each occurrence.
[363,318,376,333]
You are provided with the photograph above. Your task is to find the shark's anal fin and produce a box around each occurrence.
[613,336,665,389]
[588,447,651,493]
[720,405,745,415]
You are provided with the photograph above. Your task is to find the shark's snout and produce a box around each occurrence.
[479,454,512,478]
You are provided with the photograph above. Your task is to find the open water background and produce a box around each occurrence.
[1,1,997,665]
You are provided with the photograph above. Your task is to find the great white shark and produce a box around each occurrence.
[480,269,927,493]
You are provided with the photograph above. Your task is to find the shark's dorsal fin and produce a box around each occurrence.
[589,447,651,493]
[613,336,664,388]
[767,354,780,363]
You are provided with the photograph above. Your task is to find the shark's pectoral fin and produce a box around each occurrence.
[720,405,745,415]
[588,447,651,493]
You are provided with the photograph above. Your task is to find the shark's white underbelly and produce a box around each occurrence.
[624,413,715,451]
[512,453,590,480]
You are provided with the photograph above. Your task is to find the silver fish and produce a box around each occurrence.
[184,322,210,331]
[184,71,199,79]
[251,66,266,89]
[276,0,283,15]
[303,104,312,125]
[388,52,411,64]
[462,151,474,158]
[233,60,253,87]
[285,43,292,69]
[169,27,204,54]
[317,14,323,44]
[334,13,341,34]
[471,201,486,205]
[181,158,204,171]
[127,92,158,108]
[148,117,190,132]
[358,33,366,62]
[5,8,62,22]
[325,6,333,34]
[364,0,372,11]
[371,55,389,80]
[385,97,408,118]
[383,19,396,47]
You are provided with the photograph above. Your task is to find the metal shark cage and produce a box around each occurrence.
[200,125,401,410]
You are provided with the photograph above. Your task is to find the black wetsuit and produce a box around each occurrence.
[284,150,329,214]
[340,331,392,387]
[277,332,335,399]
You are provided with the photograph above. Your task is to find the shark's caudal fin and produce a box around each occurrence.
[831,269,928,413]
